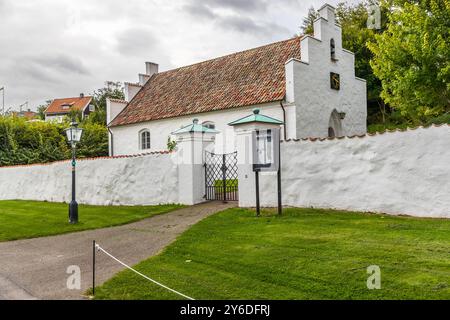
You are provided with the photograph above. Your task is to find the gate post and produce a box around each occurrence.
[172,119,219,205]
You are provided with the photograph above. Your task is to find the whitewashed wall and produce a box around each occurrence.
[258,125,450,218]
[0,153,178,206]
[285,5,367,139]
[110,101,295,156]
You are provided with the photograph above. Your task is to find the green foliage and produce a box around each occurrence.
[336,1,389,124]
[77,123,109,158]
[0,116,109,166]
[167,136,177,152]
[368,111,450,132]
[37,101,51,120]
[67,108,83,123]
[300,6,319,35]
[90,81,125,125]
[0,116,70,166]
[0,81,126,166]
[368,0,450,121]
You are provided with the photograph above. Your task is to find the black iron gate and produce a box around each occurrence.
[205,151,238,201]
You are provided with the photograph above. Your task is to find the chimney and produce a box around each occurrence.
[139,74,151,86]
[318,4,336,24]
[80,93,85,98]
[145,62,159,77]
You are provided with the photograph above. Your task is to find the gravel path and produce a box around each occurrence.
[0,201,236,300]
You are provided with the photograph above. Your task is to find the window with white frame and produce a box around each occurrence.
[202,121,216,130]
[140,130,151,150]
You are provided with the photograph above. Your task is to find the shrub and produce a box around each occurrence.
[0,116,108,166]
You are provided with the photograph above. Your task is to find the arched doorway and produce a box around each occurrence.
[328,109,343,138]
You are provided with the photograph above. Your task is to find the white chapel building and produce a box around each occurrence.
[107,4,367,156]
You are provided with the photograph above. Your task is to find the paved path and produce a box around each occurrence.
[0,201,236,300]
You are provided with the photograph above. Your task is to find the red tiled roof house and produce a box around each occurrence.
[44,94,94,122]
[107,4,367,156]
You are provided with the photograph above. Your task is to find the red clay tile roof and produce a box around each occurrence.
[110,37,301,127]
[45,96,92,115]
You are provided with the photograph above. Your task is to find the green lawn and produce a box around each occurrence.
[94,207,450,300]
[0,200,183,242]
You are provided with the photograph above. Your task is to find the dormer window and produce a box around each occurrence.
[61,102,74,110]
[330,38,336,61]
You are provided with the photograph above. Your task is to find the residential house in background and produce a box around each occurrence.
[44,94,94,122]
[107,4,367,156]
[12,109,37,120]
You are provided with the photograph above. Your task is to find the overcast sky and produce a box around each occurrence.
[0,0,361,111]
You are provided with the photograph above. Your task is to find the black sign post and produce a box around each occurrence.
[255,169,261,216]
[252,128,282,216]
[277,135,282,216]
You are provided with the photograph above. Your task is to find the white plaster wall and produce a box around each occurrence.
[45,115,65,123]
[106,99,128,125]
[110,102,293,156]
[124,83,142,102]
[0,154,179,206]
[258,125,450,218]
[287,14,367,139]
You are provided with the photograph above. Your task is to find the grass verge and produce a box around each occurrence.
[0,200,184,242]
[93,207,450,300]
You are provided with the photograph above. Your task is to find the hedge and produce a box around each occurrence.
[0,117,108,167]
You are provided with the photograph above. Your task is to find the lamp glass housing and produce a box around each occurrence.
[65,124,83,144]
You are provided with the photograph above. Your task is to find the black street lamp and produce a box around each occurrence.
[65,121,84,224]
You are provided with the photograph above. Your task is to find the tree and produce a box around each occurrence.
[37,101,51,120]
[67,108,83,123]
[336,1,389,124]
[368,0,450,121]
[300,6,319,35]
[88,81,125,125]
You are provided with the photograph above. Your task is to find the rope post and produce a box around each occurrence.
[92,240,96,297]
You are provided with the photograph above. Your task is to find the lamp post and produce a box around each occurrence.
[65,120,84,224]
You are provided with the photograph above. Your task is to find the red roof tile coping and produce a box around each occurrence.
[110,37,302,127]
[282,123,450,143]
[108,98,128,104]
[45,96,92,115]
[0,151,172,169]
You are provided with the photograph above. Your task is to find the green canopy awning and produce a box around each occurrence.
[228,108,283,126]
[172,119,220,134]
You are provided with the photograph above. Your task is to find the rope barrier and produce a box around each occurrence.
[95,243,195,300]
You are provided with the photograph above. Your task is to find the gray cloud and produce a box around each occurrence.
[217,15,289,36]
[8,54,90,87]
[0,0,10,15]
[30,54,90,75]
[183,0,288,37]
[183,3,216,20]
[207,0,269,12]
[116,28,159,57]
[0,0,342,110]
